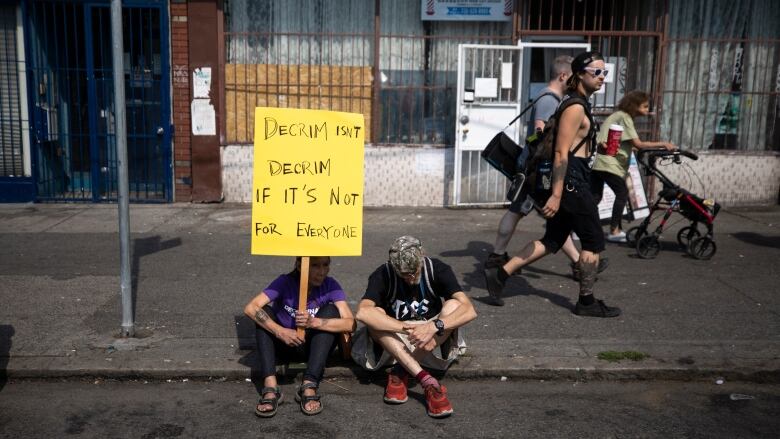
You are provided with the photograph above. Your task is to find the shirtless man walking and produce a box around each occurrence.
[484,51,621,317]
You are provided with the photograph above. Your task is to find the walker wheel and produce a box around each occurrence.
[677,226,701,250]
[637,235,660,259]
[689,236,716,260]
[626,226,646,247]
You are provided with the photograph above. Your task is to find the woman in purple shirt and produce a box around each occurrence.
[244,256,355,417]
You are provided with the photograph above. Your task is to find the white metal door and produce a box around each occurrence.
[454,44,523,206]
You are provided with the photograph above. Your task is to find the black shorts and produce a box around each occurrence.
[508,192,529,214]
[540,184,605,254]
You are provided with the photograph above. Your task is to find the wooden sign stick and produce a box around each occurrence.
[297,256,310,338]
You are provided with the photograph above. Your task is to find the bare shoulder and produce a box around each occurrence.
[560,102,585,121]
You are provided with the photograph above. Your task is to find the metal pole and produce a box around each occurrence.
[111,0,133,337]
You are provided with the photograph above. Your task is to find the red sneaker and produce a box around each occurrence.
[424,384,453,418]
[383,372,408,404]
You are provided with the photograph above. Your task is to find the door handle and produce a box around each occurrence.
[156,126,164,136]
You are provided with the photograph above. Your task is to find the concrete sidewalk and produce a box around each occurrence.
[1,203,779,382]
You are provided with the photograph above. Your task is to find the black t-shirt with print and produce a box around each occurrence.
[361,257,462,321]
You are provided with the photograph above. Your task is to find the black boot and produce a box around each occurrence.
[572,260,621,318]
[484,252,509,269]
[484,266,509,306]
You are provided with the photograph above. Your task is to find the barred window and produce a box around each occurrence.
[0,3,24,176]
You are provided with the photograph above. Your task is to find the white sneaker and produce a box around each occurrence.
[606,231,627,243]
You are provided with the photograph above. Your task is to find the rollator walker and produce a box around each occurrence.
[625,148,720,260]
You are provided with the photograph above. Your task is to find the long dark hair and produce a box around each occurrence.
[617,90,650,118]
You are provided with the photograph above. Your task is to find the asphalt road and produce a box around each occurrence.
[1,378,778,438]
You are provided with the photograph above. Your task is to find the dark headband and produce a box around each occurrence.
[571,51,602,73]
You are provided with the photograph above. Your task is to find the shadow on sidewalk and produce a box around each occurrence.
[439,240,492,293]
[625,239,695,259]
[0,324,14,393]
[440,241,573,311]
[732,232,780,249]
[132,236,182,320]
[472,276,575,311]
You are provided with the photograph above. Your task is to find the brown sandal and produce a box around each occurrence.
[255,386,282,418]
[295,382,323,416]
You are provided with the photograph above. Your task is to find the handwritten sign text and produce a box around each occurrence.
[251,108,364,256]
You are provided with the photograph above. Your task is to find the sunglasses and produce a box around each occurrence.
[583,67,609,77]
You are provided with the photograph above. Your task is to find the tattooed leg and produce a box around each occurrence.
[577,258,598,297]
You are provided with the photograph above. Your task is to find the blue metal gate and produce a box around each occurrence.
[23,0,171,202]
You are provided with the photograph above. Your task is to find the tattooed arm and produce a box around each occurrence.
[244,291,273,326]
[541,155,567,219]
[253,307,272,324]
[244,291,303,346]
[542,104,582,218]
[550,157,568,196]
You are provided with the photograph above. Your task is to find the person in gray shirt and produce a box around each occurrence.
[528,84,563,134]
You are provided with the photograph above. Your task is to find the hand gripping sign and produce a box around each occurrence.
[252,108,364,336]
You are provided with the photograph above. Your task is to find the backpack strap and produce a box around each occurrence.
[420,257,436,298]
[384,262,398,304]
[385,257,438,303]
[503,92,561,129]
[553,95,597,156]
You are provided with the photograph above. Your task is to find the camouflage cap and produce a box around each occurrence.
[388,235,423,275]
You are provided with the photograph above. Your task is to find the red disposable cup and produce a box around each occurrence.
[606,124,624,156]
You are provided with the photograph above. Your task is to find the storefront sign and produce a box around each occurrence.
[421,0,513,21]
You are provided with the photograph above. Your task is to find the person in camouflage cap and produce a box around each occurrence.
[352,236,477,418]
[388,235,424,277]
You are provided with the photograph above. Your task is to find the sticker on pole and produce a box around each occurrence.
[251,108,364,256]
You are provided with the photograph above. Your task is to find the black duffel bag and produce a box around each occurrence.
[479,92,557,180]
[480,132,521,179]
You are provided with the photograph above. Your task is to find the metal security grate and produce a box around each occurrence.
[224,0,375,144]
[223,0,513,145]
[377,26,512,145]
[24,0,171,202]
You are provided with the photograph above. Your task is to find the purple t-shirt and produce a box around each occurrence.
[263,272,347,329]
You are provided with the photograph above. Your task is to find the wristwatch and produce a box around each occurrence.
[433,319,445,336]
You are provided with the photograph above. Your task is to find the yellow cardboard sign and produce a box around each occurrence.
[251,108,364,256]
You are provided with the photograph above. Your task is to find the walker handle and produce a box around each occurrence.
[636,147,667,161]
[637,148,698,162]
[678,150,698,160]
[672,150,698,164]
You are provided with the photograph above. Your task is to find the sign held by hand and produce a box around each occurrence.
[251,108,365,256]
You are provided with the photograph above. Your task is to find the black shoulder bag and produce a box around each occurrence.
[480,92,559,179]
